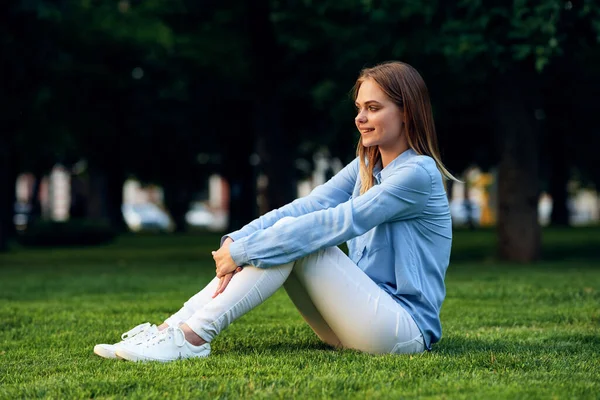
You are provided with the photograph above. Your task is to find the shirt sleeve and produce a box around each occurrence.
[229,161,432,268]
[221,158,359,245]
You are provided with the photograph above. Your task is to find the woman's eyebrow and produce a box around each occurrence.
[354,100,382,106]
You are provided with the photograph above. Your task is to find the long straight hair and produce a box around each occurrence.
[352,61,458,194]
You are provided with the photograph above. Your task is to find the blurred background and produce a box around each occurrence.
[1,0,599,262]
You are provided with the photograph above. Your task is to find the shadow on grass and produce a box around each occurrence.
[215,337,337,355]
[215,331,600,359]
[434,332,600,356]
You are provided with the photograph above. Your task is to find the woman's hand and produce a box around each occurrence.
[211,237,242,297]
[212,240,239,278]
[212,268,242,298]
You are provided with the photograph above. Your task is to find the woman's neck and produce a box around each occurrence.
[379,139,409,168]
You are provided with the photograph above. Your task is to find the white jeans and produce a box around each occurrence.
[164,219,425,355]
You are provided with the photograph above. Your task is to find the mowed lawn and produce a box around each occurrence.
[1,228,599,399]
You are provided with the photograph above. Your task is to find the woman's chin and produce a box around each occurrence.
[362,139,378,148]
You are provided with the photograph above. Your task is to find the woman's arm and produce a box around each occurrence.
[222,158,359,244]
[228,161,432,269]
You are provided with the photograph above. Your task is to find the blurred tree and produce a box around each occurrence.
[21,0,236,232]
[152,0,257,231]
[1,0,75,249]
[50,1,169,231]
[541,1,600,226]
[427,0,600,261]
[272,0,599,260]
[268,1,498,175]
[0,136,14,251]
[3,0,599,255]
[247,0,296,212]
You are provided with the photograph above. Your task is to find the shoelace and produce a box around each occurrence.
[146,326,186,348]
[121,322,151,340]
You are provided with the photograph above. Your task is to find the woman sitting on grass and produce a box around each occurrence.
[94,61,455,362]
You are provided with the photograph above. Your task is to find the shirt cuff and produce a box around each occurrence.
[220,235,231,246]
[221,231,245,246]
[229,239,249,267]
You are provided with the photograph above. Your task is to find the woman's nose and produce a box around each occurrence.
[355,111,367,123]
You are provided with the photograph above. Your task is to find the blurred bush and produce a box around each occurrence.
[17,219,117,247]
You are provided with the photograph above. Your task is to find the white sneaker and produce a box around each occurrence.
[93,322,159,359]
[115,326,211,362]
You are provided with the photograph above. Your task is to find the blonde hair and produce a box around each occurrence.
[353,61,458,194]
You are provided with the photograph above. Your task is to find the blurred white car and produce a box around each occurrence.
[185,203,216,228]
[185,203,227,231]
[13,201,31,231]
[122,203,172,232]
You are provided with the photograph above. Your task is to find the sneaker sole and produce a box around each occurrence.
[115,348,167,362]
[116,348,210,363]
[115,348,145,362]
[93,345,118,359]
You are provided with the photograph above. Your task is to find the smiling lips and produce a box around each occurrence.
[359,127,375,134]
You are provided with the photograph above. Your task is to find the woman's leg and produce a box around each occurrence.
[116,263,294,361]
[94,278,222,360]
[283,271,342,348]
[287,246,425,355]
[146,214,420,357]
[183,263,294,343]
[163,277,221,328]
[165,217,297,330]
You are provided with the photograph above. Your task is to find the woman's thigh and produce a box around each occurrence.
[291,247,424,355]
[283,271,342,348]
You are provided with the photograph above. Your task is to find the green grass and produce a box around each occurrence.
[1,228,599,399]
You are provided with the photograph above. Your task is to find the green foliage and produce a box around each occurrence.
[16,219,117,247]
[3,0,600,242]
[1,230,599,398]
[434,0,597,73]
[6,0,600,172]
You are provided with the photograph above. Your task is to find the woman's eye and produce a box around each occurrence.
[368,106,378,111]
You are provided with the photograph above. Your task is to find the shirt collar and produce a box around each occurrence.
[372,148,417,183]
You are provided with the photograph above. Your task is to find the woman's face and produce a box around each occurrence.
[354,78,404,150]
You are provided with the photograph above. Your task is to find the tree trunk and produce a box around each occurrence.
[548,140,570,226]
[28,171,43,224]
[222,101,257,232]
[248,0,297,212]
[70,173,89,219]
[87,168,126,231]
[544,46,574,227]
[225,169,257,232]
[106,169,126,232]
[0,138,16,252]
[87,169,108,221]
[256,97,297,211]
[495,71,541,262]
[163,181,193,233]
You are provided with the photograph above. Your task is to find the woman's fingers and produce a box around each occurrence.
[219,274,233,295]
[213,269,242,298]
[213,277,225,298]
[211,246,240,296]
[213,273,234,298]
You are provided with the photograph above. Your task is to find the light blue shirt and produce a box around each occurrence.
[226,149,452,349]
